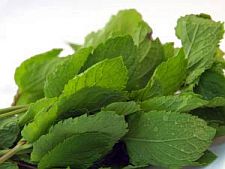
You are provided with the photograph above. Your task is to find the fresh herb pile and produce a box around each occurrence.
[0,9,225,169]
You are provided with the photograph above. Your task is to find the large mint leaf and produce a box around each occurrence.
[63,57,128,95]
[133,49,187,100]
[124,111,216,168]
[0,117,20,148]
[84,9,151,48]
[176,14,224,84]
[38,132,114,169]
[22,57,128,142]
[141,93,208,112]
[44,47,92,97]
[60,56,128,113]
[14,49,63,105]
[31,111,127,161]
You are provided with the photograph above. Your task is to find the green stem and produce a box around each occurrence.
[0,105,28,114]
[0,144,32,156]
[0,108,28,119]
[0,150,8,156]
[0,140,28,164]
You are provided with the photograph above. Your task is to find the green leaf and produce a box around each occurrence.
[196,13,212,19]
[129,38,164,90]
[38,132,114,169]
[58,87,127,117]
[207,97,225,107]
[132,21,152,46]
[0,162,19,169]
[0,117,20,148]
[68,42,82,51]
[163,42,175,60]
[22,57,128,142]
[102,101,141,115]
[191,107,225,137]
[216,126,225,137]
[192,107,225,126]
[63,57,128,95]
[210,48,225,75]
[215,48,225,63]
[195,70,225,99]
[14,49,63,105]
[192,150,217,166]
[19,97,57,126]
[14,92,45,106]
[83,36,136,69]
[176,14,224,84]
[31,111,127,161]
[44,47,92,97]
[133,49,187,100]
[140,93,208,112]
[21,102,59,142]
[124,111,216,168]
[84,9,151,48]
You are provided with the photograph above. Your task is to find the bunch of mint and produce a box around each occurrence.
[0,9,225,169]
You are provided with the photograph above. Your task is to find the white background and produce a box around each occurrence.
[0,0,225,168]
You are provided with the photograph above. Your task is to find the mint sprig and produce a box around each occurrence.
[0,9,224,169]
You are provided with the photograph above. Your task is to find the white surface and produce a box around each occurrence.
[0,0,225,168]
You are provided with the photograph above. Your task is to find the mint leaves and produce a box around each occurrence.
[21,57,128,142]
[0,9,225,169]
[133,49,187,100]
[31,111,127,164]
